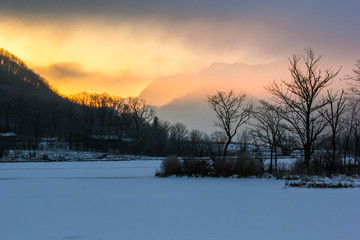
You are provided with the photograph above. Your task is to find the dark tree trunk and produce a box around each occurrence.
[269,144,273,174]
[275,146,278,174]
[223,137,232,159]
[304,144,311,173]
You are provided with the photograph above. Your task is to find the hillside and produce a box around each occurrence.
[0,49,71,138]
[0,48,59,98]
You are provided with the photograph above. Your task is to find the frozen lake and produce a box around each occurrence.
[1,160,359,240]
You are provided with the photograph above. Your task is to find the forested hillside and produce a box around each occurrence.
[0,48,68,139]
[0,49,208,156]
[0,48,58,97]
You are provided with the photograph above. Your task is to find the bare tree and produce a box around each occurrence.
[189,129,205,157]
[321,90,347,171]
[63,97,77,150]
[150,117,170,156]
[94,93,113,139]
[251,100,285,174]
[124,97,156,133]
[111,96,125,137]
[237,130,250,154]
[71,92,97,140]
[207,90,252,159]
[208,131,227,158]
[266,49,340,172]
[342,98,360,168]
[123,97,156,153]
[345,60,360,95]
[169,122,188,155]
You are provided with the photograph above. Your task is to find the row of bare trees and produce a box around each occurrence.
[207,49,360,175]
[0,89,214,156]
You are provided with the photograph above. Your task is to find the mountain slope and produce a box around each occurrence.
[137,73,202,106]
[156,88,260,134]
[0,48,59,98]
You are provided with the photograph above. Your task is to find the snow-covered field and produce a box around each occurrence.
[1,161,359,240]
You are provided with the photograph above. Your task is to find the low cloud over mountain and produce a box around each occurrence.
[139,60,289,133]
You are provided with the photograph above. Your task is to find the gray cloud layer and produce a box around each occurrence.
[1,0,359,64]
[2,0,359,23]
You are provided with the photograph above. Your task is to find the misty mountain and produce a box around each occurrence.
[156,87,260,134]
[139,60,288,106]
[140,60,289,133]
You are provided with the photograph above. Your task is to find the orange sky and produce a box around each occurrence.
[0,17,211,96]
[0,1,359,98]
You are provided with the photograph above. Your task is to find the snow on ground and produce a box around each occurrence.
[1,160,359,240]
[2,150,164,162]
[263,156,298,169]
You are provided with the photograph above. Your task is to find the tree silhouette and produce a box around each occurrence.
[266,49,340,172]
[208,90,252,159]
[251,100,285,174]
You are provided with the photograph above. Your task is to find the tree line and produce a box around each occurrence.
[0,90,216,157]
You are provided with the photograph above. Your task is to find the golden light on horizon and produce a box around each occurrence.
[0,11,355,99]
[0,16,219,97]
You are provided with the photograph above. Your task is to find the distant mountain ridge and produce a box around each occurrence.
[138,60,288,106]
[137,73,202,106]
[139,60,289,133]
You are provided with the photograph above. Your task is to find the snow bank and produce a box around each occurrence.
[284,175,360,188]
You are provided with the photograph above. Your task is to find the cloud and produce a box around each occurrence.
[36,62,86,79]
[2,0,359,60]
[2,0,358,63]
[34,63,151,97]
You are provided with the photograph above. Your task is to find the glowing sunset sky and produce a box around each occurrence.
[0,0,359,97]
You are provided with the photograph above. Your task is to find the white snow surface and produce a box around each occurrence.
[1,160,359,240]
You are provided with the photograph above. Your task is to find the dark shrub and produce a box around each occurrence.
[212,158,234,177]
[212,156,261,178]
[290,158,307,175]
[183,157,210,177]
[233,155,261,177]
[157,155,182,177]
[156,155,261,178]
[290,152,347,176]
[41,154,49,161]
[275,162,290,178]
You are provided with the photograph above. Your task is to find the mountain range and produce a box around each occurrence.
[139,60,289,133]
